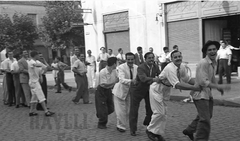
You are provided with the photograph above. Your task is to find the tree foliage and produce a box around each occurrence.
[0,13,38,52]
[40,1,85,50]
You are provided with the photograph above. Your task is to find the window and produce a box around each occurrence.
[27,14,37,27]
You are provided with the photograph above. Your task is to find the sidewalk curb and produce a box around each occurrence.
[170,95,240,107]
[47,85,240,107]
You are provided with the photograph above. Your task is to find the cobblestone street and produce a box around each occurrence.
[0,88,240,141]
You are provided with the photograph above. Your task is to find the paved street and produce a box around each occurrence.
[0,87,240,141]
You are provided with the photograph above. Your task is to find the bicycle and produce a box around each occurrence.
[182,61,192,78]
[182,61,194,103]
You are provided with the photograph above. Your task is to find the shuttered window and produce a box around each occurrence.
[167,19,200,63]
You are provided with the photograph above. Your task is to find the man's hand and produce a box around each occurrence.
[39,76,43,83]
[153,78,160,83]
[131,79,137,85]
[228,62,231,66]
[217,84,231,95]
[193,85,202,91]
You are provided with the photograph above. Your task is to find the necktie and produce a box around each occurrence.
[177,67,181,92]
[177,67,181,82]
[149,66,152,76]
[129,67,133,79]
[121,54,123,60]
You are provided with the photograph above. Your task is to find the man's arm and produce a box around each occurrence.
[137,66,159,84]
[165,66,200,91]
[18,61,28,74]
[228,54,232,66]
[118,65,132,85]
[99,71,116,89]
[72,61,80,75]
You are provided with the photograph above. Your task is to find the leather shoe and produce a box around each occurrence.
[116,127,125,132]
[15,105,19,108]
[68,87,72,92]
[130,131,136,136]
[183,129,194,141]
[98,124,107,129]
[55,91,61,93]
[146,130,158,141]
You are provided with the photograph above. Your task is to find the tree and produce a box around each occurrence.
[0,13,38,52]
[40,1,85,51]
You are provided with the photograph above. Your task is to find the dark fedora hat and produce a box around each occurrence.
[202,40,220,54]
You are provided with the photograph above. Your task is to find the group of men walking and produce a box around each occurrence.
[93,42,231,141]
[0,40,235,141]
[1,50,54,116]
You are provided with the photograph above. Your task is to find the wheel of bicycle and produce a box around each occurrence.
[186,66,192,77]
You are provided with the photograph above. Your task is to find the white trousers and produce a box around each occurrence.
[87,66,95,88]
[114,95,130,130]
[147,83,168,136]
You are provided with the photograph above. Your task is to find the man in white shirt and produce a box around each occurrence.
[86,50,96,88]
[95,57,118,129]
[108,49,115,57]
[146,50,201,141]
[217,40,232,84]
[4,51,16,106]
[219,39,240,50]
[112,52,138,132]
[28,51,55,117]
[159,47,170,70]
[0,54,9,105]
[71,48,80,72]
[54,57,72,93]
[51,58,58,86]
[116,48,126,66]
[11,55,26,108]
[72,53,92,104]
[97,47,110,72]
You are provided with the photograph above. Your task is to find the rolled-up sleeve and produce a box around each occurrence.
[99,70,107,86]
[165,68,179,88]
[196,63,210,87]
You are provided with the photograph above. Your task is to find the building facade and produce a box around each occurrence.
[83,0,240,73]
[164,0,240,72]
[0,1,52,62]
[82,0,164,59]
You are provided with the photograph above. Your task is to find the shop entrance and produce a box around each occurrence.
[203,15,240,72]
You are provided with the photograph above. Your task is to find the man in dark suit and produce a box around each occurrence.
[18,50,31,107]
[129,52,161,136]
[134,46,144,66]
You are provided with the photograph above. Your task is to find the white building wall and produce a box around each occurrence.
[82,0,166,58]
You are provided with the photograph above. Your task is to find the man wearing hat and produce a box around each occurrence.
[97,47,109,72]
[182,40,231,141]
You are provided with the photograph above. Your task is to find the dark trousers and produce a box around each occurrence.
[218,59,231,84]
[13,74,25,105]
[6,73,15,105]
[161,62,168,71]
[56,70,70,92]
[99,61,107,72]
[72,74,89,103]
[37,75,47,110]
[129,87,153,132]
[95,85,114,126]
[185,98,213,141]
